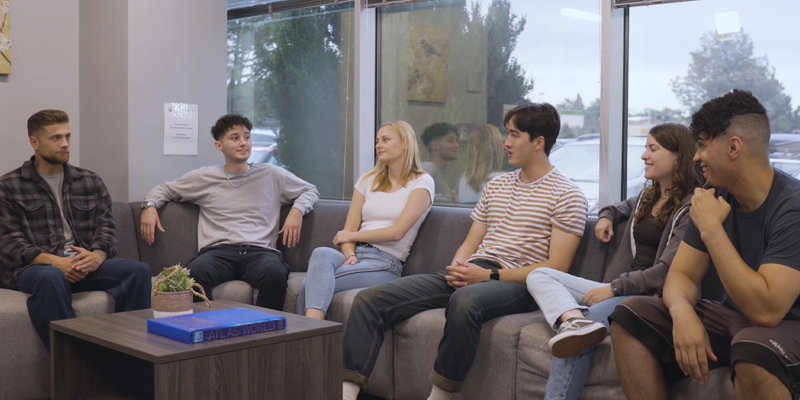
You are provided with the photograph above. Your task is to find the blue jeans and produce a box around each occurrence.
[526,267,629,400]
[187,244,290,310]
[342,259,537,392]
[297,245,402,315]
[17,258,152,352]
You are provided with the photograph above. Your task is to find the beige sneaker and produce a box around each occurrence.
[548,317,607,359]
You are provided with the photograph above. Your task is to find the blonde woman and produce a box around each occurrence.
[457,124,506,203]
[298,121,435,319]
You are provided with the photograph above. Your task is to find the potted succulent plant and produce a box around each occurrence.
[152,264,211,318]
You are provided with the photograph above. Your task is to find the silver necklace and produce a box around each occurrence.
[224,163,252,188]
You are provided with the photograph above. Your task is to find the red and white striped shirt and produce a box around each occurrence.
[469,168,587,270]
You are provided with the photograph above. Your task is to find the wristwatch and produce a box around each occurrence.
[490,270,500,280]
[141,201,156,210]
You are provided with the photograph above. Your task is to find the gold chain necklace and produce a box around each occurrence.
[224,163,252,188]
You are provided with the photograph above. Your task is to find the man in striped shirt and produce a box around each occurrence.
[341,103,588,400]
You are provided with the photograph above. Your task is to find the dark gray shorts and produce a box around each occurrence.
[610,296,800,398]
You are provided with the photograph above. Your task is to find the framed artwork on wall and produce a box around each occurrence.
[0,0,10,74]
[407,23,448,103]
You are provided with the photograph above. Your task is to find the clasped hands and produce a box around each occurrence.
[54,246,106,283]
[445,260,490,289]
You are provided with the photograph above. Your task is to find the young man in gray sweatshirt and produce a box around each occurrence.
[140,114,319,310]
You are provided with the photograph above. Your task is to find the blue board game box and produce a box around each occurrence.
[147,307,287,343]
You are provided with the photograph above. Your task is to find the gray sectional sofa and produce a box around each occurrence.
[0,199,734,399]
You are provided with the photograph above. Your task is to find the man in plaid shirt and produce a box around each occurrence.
[0,109,151,351]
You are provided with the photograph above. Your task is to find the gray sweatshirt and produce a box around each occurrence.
[145,163,319,251]
[599,189,693,296]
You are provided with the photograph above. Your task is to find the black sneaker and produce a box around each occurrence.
[548,317,607,358]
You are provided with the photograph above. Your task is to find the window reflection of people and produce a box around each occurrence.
[298,120,434,320]
[421,122,459,202]
[457,124,506,203]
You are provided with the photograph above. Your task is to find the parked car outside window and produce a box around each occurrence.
[549,136,647,213]
[247,128,279,165]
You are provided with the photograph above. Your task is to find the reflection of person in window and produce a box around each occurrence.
[298,121,434,320]
[457,124,506,203]
[421,122,459,202]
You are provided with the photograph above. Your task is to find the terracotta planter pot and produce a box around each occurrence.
[152,290,193,318]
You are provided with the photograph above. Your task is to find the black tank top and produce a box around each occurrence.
[631,212,664,270]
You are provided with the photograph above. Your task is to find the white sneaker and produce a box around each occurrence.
[548,317,607,358]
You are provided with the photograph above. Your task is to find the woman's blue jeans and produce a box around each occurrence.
[298,245,402,315]
[526,267,629,400]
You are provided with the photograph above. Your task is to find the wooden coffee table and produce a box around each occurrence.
[50,300,342,399]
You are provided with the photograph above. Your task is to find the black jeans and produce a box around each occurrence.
[187,244,290,310]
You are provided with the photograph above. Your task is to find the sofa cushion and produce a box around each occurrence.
[516,319,623,399]
[0,288,114,400]
[670,368,734,399]
[390,308,542,400]
[211,280,256,305]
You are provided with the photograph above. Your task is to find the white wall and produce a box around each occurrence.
[0,1,226,202]
[126,0,227,200]
[80,0,128,201]
[80,0,227,201]
[0,0,80,174]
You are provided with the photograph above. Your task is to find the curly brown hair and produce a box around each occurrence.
[634,123,703,227]
[689,89,768,141]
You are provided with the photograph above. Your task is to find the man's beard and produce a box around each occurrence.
[41,152,69,165]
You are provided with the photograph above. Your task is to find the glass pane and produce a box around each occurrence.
[227,3,355,199]
[629,0,800,188]
[378,0,601,207]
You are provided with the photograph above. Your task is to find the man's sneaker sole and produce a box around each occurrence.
[548,323,607,359]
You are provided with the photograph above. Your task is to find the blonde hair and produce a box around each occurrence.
[465,124,505,192]
[363,120,425,192]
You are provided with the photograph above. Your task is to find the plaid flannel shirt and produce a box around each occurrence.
[0,156,117,289]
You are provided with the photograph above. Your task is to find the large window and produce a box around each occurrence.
[227,3,356,199]
[225,1,799,210]
[628,0,800,187]
[377,0,601,206]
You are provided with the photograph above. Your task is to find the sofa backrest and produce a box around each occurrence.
[280,199,349,272]
[113,200,619,285]
[403,205,473,276]
[567,217,613,282]
[130,202,200,275]
[112,202,140,262]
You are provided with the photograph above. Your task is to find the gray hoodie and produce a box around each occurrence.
[599,189,693,297]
